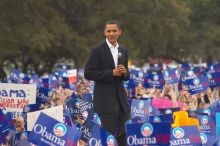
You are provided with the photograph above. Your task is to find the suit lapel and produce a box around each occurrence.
[103,42,115,68]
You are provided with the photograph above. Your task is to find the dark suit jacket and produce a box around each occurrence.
[84,41,131,114]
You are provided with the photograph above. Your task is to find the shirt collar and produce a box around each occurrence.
[106,39,119,49]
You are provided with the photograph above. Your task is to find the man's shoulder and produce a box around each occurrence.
[119,45,128,52]
[91,41,107,50]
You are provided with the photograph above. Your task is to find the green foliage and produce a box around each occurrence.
[0,0,220,78]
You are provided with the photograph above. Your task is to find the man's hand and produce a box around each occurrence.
[117,64,127,75]
[113,67,122,76]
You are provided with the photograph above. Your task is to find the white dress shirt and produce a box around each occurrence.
[106,39,119,68]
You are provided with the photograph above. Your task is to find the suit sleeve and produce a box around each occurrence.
[122,50,130,81]
[84,47,114,82]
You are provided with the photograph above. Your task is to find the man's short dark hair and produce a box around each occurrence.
[104,20,121,30]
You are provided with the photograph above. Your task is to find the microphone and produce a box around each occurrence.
[118,52,122,65]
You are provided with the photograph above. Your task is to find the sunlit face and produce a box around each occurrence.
[104,24,121,46]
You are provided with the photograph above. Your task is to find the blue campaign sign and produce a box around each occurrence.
[0,108,8,131]
[5,112,15,130]
[28,113,80,146]
[183,76,209,95]
[130,99,152,118]
[48,74,59,89]
[23,103,41,113]
[79,99,94,121]
[192,66,202,75]
[206,71,220,89]
[200,132,217,146]
[89,122,118,146]
[126,122,170,146]
[162,68,179,85]
[64,109,74,127]
[127,78,140,89]
[148,114,173,124]
[0,109,10,144]
[36,87,53,104]
[207,63,220,72]
[66,98,83,121]
[82,93,93,102]
[56,64,72,70]
[197,115,216,135]
[7,69,25,84]
[41,77,50,88]
[158,107,180,115]
[181,63,191,71]
[216,112,220,138]
[130,69,145,81]
[146,72,165,89]
[79,119,94,143]
[170,126,202,146]
[180,70,196,82]
[29,74,41,87]
[149,63,163,71]
[92,113,101,127]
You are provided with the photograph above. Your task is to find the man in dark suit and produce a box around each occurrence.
[84,20,130,146]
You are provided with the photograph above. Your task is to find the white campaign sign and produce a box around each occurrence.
[0,83,36,118]
[27,105,64,131]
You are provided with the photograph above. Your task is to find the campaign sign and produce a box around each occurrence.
[7,69,25,84]
[147,72,165,89]
[79,99,94,121]
[28,113,80,146]
[149,63,163,71]
[126,122,170,146]
[92,113,101,127]
[29,74,41,86]
[181,63,191,71]
[130,69,144,80]
[0,83,36,118]
[162,68,179,85]
[0,108,8,132]
[130,99,152,118]
[183,76,209,95]
[170,126,202,146]
[158,107,180,115]
[61,69,77,88]
[197,115,216,135]
[148,115,164,123]
[180,70,196,81]
[23,103,41,113]
[128,79,140,89]
[79,119,94,143]
[207,63,220,72]
[206,71,220,89]
[64,109,74,127]
[27,105,63,131]
[36,87,53,104]
[82,93,93,102]
[5,112,15,130]
[216,112,220,138]
[56,64,72,70]
[41,78,50,88]
[48,74,59,89]
[89,122,118,146]
[192,66,203,76]
[0,109,9,145]
[66,98,83,121]
[200,132,217,146]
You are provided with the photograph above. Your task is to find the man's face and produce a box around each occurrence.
[104,24,121,46]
